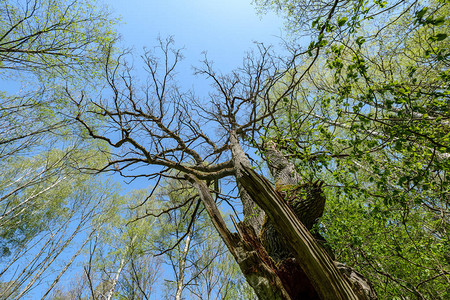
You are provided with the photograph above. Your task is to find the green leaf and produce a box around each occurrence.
[415,7,428,21]
[337,17,348,27]
[427,16,446,26]
[429,33,448,42]
[356,36,366,47]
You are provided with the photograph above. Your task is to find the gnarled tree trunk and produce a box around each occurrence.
[187,174,291,300]
[260,141,377,299]
[239,165,377,300]
[188,137,377,299]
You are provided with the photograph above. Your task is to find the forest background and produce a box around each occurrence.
[0,0,448,299]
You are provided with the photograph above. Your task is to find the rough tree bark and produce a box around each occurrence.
[187,174,291,300]
[186,137,377,300]
[230,131,265,232]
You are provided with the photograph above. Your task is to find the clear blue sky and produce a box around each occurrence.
[108,0,284,82]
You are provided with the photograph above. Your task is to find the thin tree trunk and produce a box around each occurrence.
[175,232,191,300]
[105,256,126,300]
[41,229,96,299]
[105,235,137,300]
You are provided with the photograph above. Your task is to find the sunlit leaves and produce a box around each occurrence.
[256,0,449,298]
[0,0,118,84]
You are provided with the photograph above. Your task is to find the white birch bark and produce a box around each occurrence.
[175,232,192,300]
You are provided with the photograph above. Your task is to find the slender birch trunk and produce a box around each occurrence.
[175,232,192,300]
[105,256,126,300]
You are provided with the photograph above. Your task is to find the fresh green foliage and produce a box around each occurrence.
[0,1,119,298]
[0,146,107,255]
[257,0,449,298]
[0,0,117,80]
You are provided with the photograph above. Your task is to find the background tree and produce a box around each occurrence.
[47,183,255,300]
[0,0,118,298]
[77,189,162,300]
[0,0,115,77]
[152,181,255,300]
[0,158,117,299]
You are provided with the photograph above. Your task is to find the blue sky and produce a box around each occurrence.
[107,0,284,83]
